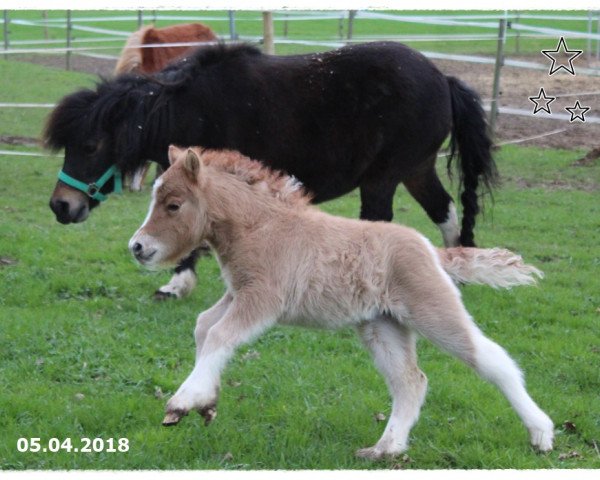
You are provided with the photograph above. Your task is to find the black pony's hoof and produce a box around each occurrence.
[153,290,177,301]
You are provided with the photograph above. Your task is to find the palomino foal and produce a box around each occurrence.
[129,146,554,459]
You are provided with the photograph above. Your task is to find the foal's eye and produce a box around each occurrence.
[167,204,180,212]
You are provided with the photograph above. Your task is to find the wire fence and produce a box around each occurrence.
[2,9,600,156]
[3,10,600,60]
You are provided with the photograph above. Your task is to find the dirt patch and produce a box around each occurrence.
[13,52,116,77]
[0,135,40,147]
[10,51,600,151]
[0,256,18,267]
[433,56,600,151]
[571,146,600,167]
[509,176,599,192]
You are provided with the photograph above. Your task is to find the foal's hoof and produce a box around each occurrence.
[356,447,387,460]
[199,406,217,426]
[162,410,186,426]
[530,428,554,453]
[153,290,177,301]
[355,446,404,461]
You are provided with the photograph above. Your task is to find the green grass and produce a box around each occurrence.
[0,61,95,139]
[1,135,599,470]
[1,36,599,471]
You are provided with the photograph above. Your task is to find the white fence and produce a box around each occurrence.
[2,9,600,153]
[3,10,600,60]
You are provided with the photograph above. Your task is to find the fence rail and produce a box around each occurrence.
[2,9,600,150]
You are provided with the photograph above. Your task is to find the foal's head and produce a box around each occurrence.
[129,146,207,267]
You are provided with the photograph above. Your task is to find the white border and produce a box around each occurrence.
[2,0,599,476]
[3,1,600,11]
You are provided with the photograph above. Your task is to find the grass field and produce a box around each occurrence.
[4,9,599,57]
[1,40,600,470]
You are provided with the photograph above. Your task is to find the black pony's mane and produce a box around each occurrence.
[42,43,263,175]
[157,42,261,86]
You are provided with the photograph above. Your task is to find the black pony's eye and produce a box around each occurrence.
[82,142,98,155]
[167,204,180,212]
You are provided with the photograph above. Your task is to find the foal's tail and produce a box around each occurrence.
[438,247,543,289]
[446,76,498,247]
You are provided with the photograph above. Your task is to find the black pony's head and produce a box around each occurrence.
[44,42,261,224]
[44,75,167,224]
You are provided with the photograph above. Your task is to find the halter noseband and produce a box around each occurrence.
[58,165,122,202]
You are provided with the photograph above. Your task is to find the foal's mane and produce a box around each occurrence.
[198,149,312,208]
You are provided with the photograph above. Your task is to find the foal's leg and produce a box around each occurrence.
[355,317,427,460]
[193,293,234,359]
[161,293,233,426]
[403,165,460,247]
[163,293,277,426]
[154,243,211,300]
[401,276,554,451]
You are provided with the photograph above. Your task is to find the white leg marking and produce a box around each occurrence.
[472,329,554,451]
[129,166,145,192]
[438,201,460,247]
[356,318,428,459]
[157,269,197,298]
[166,297,275,422]
[167,349,229,413]
[410,235,552,451]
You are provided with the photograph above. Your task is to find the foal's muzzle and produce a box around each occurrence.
[128,235,158,265]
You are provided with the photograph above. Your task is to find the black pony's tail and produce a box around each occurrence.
[446,76,498,247]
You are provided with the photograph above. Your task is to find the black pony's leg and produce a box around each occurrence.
[403,166,460,247]
[359,177,399,221]
[154,243,211,300]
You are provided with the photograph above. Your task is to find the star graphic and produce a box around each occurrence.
[565,100,590,122]
[541,37,583,75]
[528,88,556,114]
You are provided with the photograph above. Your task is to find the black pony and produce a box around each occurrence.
[45,42,496,298]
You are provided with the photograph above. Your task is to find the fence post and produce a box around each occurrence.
[347,10,356,41]
[262,11,274,54]
[283,14,289,38]
[587,11,592,64]
[228,11,237,41]
[42,10,49,40]
[3,10,8,60]
[514,12,520,54]
[137,10,143,29]
[66,10,72,71]
[489,18,506,140]
[597,11,600,61]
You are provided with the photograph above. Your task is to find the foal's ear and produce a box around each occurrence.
[168,145,186,165]
[183,149,201,181]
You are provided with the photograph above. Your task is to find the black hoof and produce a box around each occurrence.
[162,410,186,426]
[153,290,177,301]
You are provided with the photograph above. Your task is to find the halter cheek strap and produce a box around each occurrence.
[58,165,122,202]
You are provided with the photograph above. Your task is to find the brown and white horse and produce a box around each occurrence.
[115,23,218,192]
[115,22,217,75]
[129,146,553,459]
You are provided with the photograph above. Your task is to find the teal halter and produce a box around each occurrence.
[58,165,122,202]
